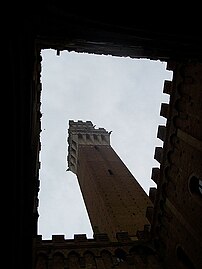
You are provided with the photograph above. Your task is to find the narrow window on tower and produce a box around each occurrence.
[108,169,114,175]
[189,175,202,198]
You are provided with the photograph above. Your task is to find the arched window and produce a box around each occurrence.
[35,253,48,269]
[52,252,65,269]
[101,250,113,267]
[189,175,202,198]
[114,248,127,262]
[83,251,96,268]
[68,251,80,269]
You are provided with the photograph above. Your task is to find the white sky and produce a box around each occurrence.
[38,49,173,240]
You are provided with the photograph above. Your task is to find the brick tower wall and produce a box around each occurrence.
[77,144,152,241]
[67,120,152,241]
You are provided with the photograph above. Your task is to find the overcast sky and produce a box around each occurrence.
[38,49,173,240]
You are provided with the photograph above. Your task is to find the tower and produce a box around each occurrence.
[67,120,152,241]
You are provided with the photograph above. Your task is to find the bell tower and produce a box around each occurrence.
[67,120,152,241]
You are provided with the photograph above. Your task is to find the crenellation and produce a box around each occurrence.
[52,234,65,242]
[35,232,142,245]
[34,232,163,269]
[157,125,166,142]
[154,147,163,164]
[149,187,157,204]
[160,103,169,119]
[74,234,88,242]
[116,231,131,242]
[166,61,176,71]
[163,80,173,95]
[151,167,160,185]
[94,233,110,242]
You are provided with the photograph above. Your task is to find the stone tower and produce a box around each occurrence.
[67,120,152,241]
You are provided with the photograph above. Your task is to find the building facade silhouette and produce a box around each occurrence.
[9,5,202,269]
[33,62,202,268]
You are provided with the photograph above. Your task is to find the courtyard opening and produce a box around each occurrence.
[38,49,173,239]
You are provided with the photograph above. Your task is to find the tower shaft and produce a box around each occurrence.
[67,120,151,241]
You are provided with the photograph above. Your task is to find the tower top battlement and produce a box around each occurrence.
[67,120,111,173]
[68,120,110,135]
